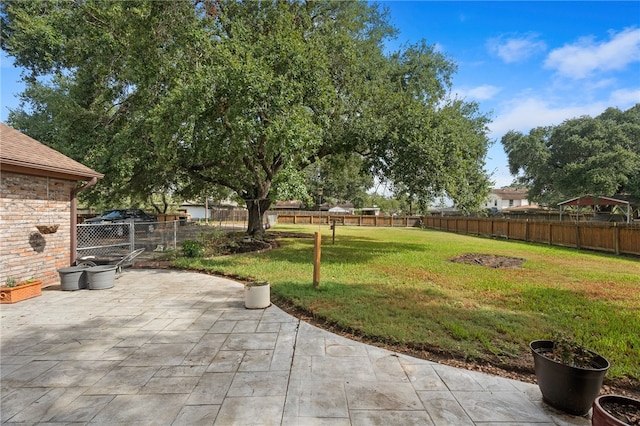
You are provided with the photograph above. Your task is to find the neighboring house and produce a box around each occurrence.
[328,203,355,214]
[271,200,304,211]
[1,123,103,287]
[360,207,381,216]
[485,188,536,211]
[179,201,211,220]
[179,199,240,220]
[429,207,459,216]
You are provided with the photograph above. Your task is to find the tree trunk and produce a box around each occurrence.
[246,199,272,236]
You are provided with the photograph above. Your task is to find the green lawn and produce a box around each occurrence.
[174,224,640,382]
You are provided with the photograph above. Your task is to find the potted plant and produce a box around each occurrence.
[530,335,610,416]
[592,395,640,426]
[0,277,43,304]
[244,280,270,309]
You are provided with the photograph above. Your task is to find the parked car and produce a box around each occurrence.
[84,209,158,235]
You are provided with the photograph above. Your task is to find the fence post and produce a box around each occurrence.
[614,223,620,255]
[575,223,580,250]
[130,223,135,252]
[174,220,178,250]
[525,219,529,242]
[313,232,321,288]
[548,223,552,245]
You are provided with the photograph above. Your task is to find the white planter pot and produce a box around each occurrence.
[244,283,270,309]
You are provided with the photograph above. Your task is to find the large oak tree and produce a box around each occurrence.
[2,0,492,234]
[502,105,640,206]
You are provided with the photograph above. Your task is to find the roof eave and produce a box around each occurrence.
[1,161,104,181]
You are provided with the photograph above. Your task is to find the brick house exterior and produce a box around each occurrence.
[1,123,102,287]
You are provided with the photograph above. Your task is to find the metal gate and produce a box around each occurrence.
[76,221,185,259]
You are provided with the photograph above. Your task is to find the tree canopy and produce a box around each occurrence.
[502,105,640,206]
[2,0,492,234]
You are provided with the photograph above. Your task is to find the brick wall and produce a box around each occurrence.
[1,171,75,287]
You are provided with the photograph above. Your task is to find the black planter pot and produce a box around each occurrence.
[530,340,610,416]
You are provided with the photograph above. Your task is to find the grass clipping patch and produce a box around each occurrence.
[450,253,525,268]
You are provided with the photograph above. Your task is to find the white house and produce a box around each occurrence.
[360,207,381,216]
[179,202,210,220]
[485,188,536,211]
[328,203,355,214]
[179,199,239,220]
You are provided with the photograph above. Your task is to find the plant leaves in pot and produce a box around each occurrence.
[530,337,610,416]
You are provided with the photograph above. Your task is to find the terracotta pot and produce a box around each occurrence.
[592,395,640,426]
[0,280,43,304]
[530,340,609,416]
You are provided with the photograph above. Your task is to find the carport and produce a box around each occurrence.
[558,194,631,223]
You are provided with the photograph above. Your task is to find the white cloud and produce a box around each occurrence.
[487,34,547,63]
[489,98,611,139]
[609,88,640,105]
[456,84,501,101]
[588,78,617,90]
[544,27,640,79]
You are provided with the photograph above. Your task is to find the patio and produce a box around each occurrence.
[1,269,589,425]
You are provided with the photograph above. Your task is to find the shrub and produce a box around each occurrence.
[182,239,204,258]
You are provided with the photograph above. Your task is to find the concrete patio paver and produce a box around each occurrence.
[1,269,591,425]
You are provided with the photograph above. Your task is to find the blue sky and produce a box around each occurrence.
[2,1,639,189]
[382,1,640,187]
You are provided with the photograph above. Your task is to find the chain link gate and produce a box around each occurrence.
[76,221,185,261]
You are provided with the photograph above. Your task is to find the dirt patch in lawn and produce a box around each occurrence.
[450,253,525,268]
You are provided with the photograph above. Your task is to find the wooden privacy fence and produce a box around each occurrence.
[421,216,640,256]
[275,213,423,228]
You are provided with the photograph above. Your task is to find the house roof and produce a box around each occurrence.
[273,200,304,209]
[490,188,529,200]
[0,123,103,181]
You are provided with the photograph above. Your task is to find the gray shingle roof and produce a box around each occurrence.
[0,123,103,180]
